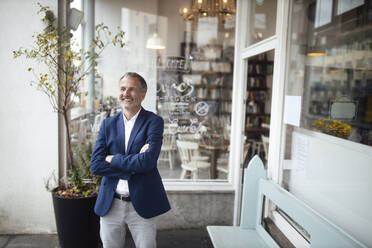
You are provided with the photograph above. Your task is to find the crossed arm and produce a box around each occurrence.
[105,144,148,163]
[90,117,163,179]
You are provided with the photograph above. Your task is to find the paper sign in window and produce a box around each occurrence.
[330,101,357,120]
[284,96,302,127]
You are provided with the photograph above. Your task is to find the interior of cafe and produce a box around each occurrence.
[68,0,245,181]
[67,0,279,182]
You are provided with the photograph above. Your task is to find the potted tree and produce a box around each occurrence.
[13,4,124,248]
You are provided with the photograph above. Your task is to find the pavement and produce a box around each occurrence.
[0,228,213,248]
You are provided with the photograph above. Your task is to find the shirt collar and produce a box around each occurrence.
[123,107,141,123]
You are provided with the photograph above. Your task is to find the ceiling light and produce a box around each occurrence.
[307,52,326,56]
[146,33,166,50]
[179,0,236,20]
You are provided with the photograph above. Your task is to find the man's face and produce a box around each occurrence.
[119,76,146,111]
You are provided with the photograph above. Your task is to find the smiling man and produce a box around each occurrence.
[91,72,170,248]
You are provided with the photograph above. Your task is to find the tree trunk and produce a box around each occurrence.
[63,109,73,169]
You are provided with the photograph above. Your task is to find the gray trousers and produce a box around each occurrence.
[100,198,157,248]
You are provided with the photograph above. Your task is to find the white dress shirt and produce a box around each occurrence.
[115,108,141,195]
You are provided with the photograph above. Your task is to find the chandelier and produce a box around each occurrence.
[179,0,236,20]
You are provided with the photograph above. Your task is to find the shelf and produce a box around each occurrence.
[198,98,231,102]
[190,58,233,63]
[248,60,273,64]
[247,87,269,91]
[194,84,232,89]
[188,71,232,75]
[246,113,270,116]
[248,74,269,77]
[349,122,372,130]
[245,127,270,133]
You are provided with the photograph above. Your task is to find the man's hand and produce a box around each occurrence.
[104,144,148,173]
[105,155,114,163]
[105,143,148,164]
[140,144,149,153]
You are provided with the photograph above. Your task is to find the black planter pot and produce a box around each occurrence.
[52,193,101,248]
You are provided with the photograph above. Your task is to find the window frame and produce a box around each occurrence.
[231,0,290,224]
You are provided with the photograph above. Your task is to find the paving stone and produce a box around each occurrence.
[0,236,10,248]
[157,228,213,248]
[125,228,213,248]
[5,235,59,248]
[1,229,213,248]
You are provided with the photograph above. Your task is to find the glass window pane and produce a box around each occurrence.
[72,0,236,181]
[281,1,372,246]
[337,0,364,15]
[314,0,332,28]
[246,0,277,47]
[244,51,274,165]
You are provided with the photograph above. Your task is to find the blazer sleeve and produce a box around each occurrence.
[90,119,131,180]
[109,116,164,174]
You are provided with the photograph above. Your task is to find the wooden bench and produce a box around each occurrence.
[207,155,367,248]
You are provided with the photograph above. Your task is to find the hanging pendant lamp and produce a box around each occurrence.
[146,33,166,50]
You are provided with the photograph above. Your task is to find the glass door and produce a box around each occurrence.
[244,50,274,168]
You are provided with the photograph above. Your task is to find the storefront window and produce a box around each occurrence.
[289,0,372,146]
[70,0,236,181]
[246,0,277,47]
[279,0,372,246]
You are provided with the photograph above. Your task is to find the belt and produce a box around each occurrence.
[114,193,131,202]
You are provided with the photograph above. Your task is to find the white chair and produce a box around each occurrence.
[177,133,209,161]
[92,114,101,134]
[79,119,89,143]
[176,140,211,179]
[71,119,79,144]
[71,118,90,144]
[177,133,202,141]
[216,144,231,177]
[91,112,107,143]
[159,132,176,169]
[216,153,229,176]
[247,139,263,157]
[92,112,106,133]
[164,123,178,134]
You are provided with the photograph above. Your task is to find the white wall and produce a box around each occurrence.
[288,128,372,246]
[0,0,58,233]
[95,0,159,112]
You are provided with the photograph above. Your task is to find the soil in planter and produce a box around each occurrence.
[53,183,98,198]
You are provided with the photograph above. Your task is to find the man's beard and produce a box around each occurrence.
[121,98,140,110]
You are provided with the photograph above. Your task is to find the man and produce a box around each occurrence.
[91,72,171,248]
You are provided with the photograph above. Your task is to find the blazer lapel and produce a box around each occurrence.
[126,108,147,154]
[116,113,126,154]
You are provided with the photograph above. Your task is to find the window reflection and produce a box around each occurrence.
[70,0,235,181]
[281,2,372,245]
[246,0,277,46]
[157,14,235,180]
[287,0,372,146]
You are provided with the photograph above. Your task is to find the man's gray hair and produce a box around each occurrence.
[120,72,147,92]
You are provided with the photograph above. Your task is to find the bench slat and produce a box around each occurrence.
[258,179,367,248]
[241,155,267,229]
[207,226,270,248]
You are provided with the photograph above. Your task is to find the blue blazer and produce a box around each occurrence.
[90,108,171,218]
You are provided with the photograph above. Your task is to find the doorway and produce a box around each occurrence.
[244,50,274,166]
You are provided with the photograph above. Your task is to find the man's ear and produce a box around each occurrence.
[141,92,146,101]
